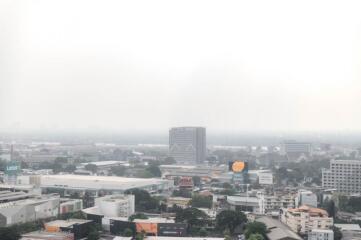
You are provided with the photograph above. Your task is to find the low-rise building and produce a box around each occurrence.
[334,224,361,240]
[280,205,333,234]
[167,197,191,209]
[257,216,302,240]
[59,198,83,215]
[44,219,95,240]
[308,229,334,240]
[0,193,60,227]
[226,195,265,214]
[82,194,135,218]
[20,174,174,197]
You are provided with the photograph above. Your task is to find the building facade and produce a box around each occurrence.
[169,127,206,164]
[322,159,361,194]
[295,190,317,208]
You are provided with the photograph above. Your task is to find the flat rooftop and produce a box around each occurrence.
[45,219,92,228]
[40,174,172,191]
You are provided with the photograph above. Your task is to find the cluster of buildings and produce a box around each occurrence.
[2,128,361,240]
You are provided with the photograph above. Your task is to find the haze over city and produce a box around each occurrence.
[1,0,361,133]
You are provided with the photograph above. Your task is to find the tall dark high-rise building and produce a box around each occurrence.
[169,127,206,164]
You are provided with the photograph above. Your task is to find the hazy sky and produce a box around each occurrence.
[1,0,361,133]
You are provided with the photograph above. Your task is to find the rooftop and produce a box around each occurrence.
[257,216,302,240]
[45,219,92,228]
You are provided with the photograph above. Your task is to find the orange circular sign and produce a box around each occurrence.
[232,161,245,172]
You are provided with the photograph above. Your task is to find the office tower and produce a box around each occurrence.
[169,127,206,164]
[281,140,312,161]
[322,159,361,194]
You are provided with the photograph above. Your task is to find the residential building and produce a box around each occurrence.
[263,194,295,213]
[322,159,361,194]
[169,127,206,164]
[308,229,334,240]
[280,205,333,234]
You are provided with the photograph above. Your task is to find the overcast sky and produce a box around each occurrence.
[1,0,361,133]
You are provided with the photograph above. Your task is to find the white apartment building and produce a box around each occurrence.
[280,205,333,234]
[263,194,295,213]
[322,159,361,194]
[308,229,334,240]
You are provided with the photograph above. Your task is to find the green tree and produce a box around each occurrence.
[245,222,267,239]
[0,227,21,240]
[122,228,134,237]
[146,164,162,177]
[112,166,126,176]
[64,164,77,173]
[199,227,208,237]
[129,213,148,222]
[175,207,208,228]
[87,229,100,240]
[85,164,97,174]
[216,210,247,234]
[124,188,159,211]
[333,226,343,240]
[223,228,232,240]
[163,156,176,164]
[192,176,201,187]
[52,162,63,173]
[55,157,68,164]
[248,233,265,240]
[191,194,212,209]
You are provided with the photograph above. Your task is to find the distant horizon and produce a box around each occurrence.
[2,128,361,146]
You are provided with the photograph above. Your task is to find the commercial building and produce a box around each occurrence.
[308,229,334,240]
[280,205,333,234]
[0,193,60,227]
[295,190,318,208]
[19,174,174,197]
[322,159,361,194]
[82,194,135,218]
[169,127,206,164]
